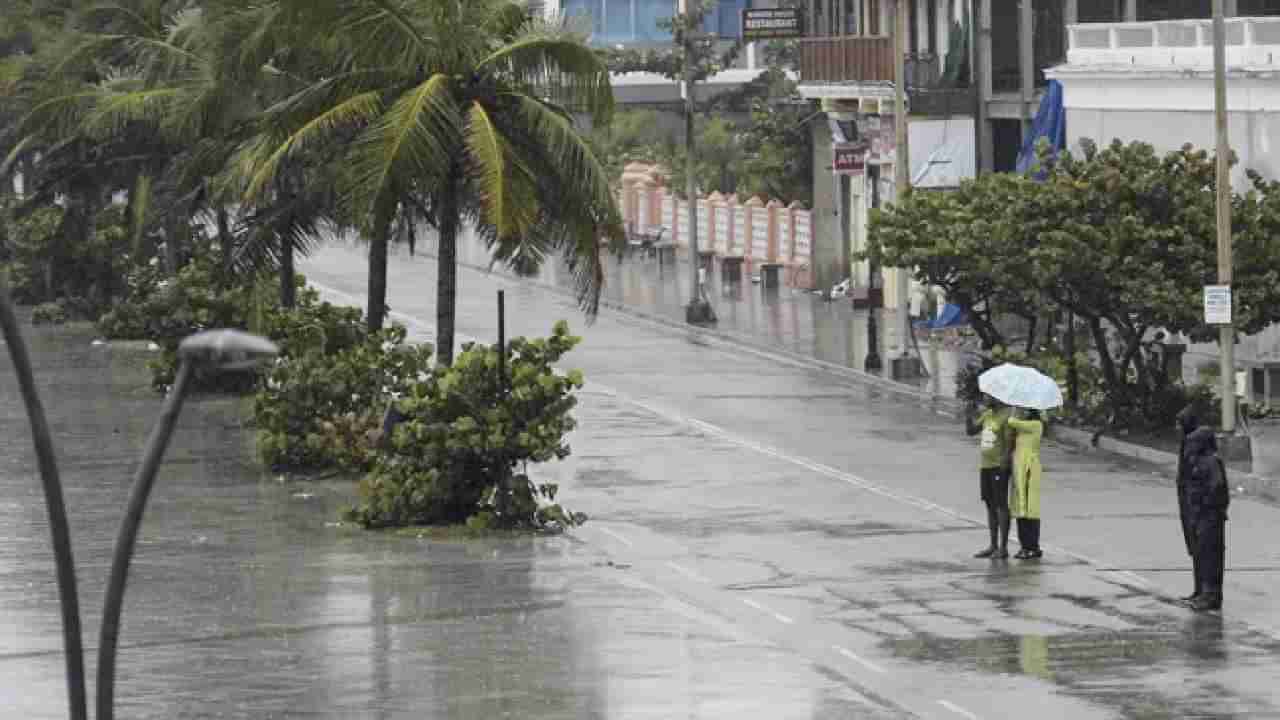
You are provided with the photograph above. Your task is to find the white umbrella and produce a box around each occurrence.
[978,363,1063,410]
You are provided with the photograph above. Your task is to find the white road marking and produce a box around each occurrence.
[596,527,634,548]
[834,645,886,674]
[665,561,711,584]
[937,699,980,720]
[741,598,794,624]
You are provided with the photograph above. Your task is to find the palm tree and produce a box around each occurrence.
[5,1,333,306]
[236,0,624,363]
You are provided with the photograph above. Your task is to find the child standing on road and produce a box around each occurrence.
[966,395,1014,559]
[1009,409,1045,559]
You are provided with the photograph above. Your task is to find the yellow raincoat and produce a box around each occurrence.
[1008,417,1043,519]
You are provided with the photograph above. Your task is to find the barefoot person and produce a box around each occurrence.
[966,395,1013,559]
[1009,409,1045,559]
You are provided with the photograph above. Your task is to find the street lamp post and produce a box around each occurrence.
[681,3,716,325]
[96,329,279,720]
[1212,0,1236,433]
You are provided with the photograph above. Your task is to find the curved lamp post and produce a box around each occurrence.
[96,329,278,720]
[0,276,88,720]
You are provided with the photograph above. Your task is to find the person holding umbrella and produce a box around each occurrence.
[974,364,1063,560]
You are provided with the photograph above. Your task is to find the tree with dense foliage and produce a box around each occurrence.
[233,0,624,363]
[868,139,1280,427]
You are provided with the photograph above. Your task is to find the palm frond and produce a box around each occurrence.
[479,22,614,123]
[465,100,538,241]
[247,90,383,200]
[489,93,625,317]
[350,73,458,220]
[79,86,183,139]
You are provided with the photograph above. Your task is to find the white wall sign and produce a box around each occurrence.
[1204,285,1232,325]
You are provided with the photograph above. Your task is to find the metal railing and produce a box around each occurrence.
[1067,16,1280,67]
[798,35,895,84]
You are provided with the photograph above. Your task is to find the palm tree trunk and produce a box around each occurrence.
[216,207,234,284]
[437,180,460,367]
[280,231,296,309]
[367,220,389,332]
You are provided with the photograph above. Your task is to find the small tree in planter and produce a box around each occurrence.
[348,321,586,531]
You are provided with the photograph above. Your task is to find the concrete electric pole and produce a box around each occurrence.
[681,1,715,325]
[1212,0,1235,432]
[893,0,911,361]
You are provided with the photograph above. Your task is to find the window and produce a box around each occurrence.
[564,0,604,36]
[703,0,750,39]
[1138,0,1211,21]
[603,0,633,41]
[635,0,674,43]
[1239,0,1280,16]
[1076,0,1123,23]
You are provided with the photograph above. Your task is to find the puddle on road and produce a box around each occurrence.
[882,615,1280,718]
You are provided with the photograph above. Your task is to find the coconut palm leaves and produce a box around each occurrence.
[242,0,623,363]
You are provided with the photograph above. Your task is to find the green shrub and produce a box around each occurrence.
[254,324,434,471]
[31,301,69,325]
[347,321,586,530]
[2,204,131,313]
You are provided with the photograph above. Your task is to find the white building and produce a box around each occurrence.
[1048,15,1280,187]
[1048,14,1280,404]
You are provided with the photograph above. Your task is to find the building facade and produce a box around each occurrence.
[546,0,776,104]
[796,0,1280,311]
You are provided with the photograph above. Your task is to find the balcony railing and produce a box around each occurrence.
[799,36,895,84]
[1066,16,1280,68]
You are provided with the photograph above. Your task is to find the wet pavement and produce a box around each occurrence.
[5,239,1280,717]
[296,240,1280,718]
[399,227,973,398]
[0,322,886,718]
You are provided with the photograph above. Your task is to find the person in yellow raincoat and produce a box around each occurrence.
[1009,409,1044,559]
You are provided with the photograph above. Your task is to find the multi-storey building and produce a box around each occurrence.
[545,0,776,104]
[796,0,1280,305]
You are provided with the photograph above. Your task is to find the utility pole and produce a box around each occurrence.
[1212,0,1235,432]
[681,1,715,324]
[893,0,911,361]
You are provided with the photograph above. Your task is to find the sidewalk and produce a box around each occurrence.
[384,229,1280,502]
[303,241,1280,719]
[379,227,976,400]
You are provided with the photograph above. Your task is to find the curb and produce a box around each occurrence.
[1051,425,1280,505]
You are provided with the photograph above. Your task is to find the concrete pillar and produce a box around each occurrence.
[1124,0,1136,22]
[811,116,839,292]
[1020,0,1035,138]
[1065,0,1078,48]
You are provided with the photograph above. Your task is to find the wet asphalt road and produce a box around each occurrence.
[301,239,1280,719]
[1,235,1279,718]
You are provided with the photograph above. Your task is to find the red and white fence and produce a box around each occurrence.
[618,163,814,289]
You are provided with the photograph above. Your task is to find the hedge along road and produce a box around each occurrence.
[302,239,1280,719]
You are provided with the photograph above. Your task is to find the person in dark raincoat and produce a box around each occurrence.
[1183,426,1229,612]
[1174,405,1202,601]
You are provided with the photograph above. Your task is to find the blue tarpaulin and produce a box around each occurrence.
[915,303,968,330]
[1015,80,1066,177]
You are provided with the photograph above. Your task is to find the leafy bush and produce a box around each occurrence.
[347,321,586,530]
[254,324,433,471]
[2,204,131,314]
[31,301,69,325]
